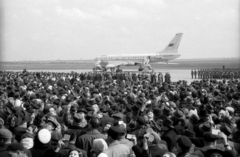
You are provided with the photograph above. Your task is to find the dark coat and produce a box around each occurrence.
[194,117,209,138]
[132,145,151,157]
[161,129,177,152]
[0,144,32,157]
[100,115,114,127]
[75,129,107,156]
[30,137,55,157]
[149,143,168,157]
[66,125,87,137]
[0,144,10,157]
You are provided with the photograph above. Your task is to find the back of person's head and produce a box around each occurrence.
[34,128,51,146]
[92,138,108,154]
[90,117,100,129]
[0,128,12,146]
[107,126,123,141]
[7,143,26,157]
[51,131,62,146]
[176,135,192,153]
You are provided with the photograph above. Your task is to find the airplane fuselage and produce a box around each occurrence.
[93,33,183,71]
[99,53,180,67]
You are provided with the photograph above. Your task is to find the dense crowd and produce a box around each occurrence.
[0,70,240,157]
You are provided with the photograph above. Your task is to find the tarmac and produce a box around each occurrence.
[1,58,239,83]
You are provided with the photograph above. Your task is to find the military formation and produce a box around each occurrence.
[78,71,171,84]
[191,68,240,79]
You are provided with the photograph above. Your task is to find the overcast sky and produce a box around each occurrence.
[1,0,239,61]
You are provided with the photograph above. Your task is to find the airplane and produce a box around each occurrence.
[93,33,183,72]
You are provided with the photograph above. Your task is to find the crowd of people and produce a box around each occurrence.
[191,68,240,80]
[0,69,240,157]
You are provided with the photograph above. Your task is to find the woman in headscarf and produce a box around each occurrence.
[90,138,108,157]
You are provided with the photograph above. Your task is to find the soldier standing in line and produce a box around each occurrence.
[194,69,197,79]
[230,70,234,80]
[198,69,200,79]
[191,69,194,79]
[158,72,163,85]
[200,69,203,79]
[164,72,171,83]
[206,69,209,79]
[209,69,212,79]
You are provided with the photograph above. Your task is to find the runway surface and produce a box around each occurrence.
[1,58,239,83]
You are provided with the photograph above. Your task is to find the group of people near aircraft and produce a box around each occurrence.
[0,69,239,157]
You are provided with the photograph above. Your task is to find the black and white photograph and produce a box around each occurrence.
[0,0,239,157]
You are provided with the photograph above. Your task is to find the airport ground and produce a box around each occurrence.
[0,58,239,83]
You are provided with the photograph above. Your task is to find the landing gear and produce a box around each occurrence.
[102,67,107,72]
[93,66,107,72]
[110,67,116,72]
[146,64,153,71]
[116,69,122,73]
[93,67,101,71]
[116,66,122,73]
[138,67,144,71]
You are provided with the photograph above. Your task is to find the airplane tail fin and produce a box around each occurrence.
[163,33,183,51]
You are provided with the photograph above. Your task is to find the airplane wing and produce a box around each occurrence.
[105,61,142,68]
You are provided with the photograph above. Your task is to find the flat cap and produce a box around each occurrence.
[0,128,13,139]
[108,126,124,139]
[112,113,123,120]
[177,135,192,150]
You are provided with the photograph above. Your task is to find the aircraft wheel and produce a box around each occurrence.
[138,68,144,71]
[116,69,122,73]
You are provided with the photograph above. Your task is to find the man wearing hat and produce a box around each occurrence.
[118,123,134,149]
[7,143,27,157]
[193,131,237,157]
[161,118,177,152]
[112,112,124,126]
[0,128,32,157]
[183,130,204,148]
[0,128,13,156]
[99,106,115,129]
[171,109,184,126]
[103,125,132,157]
[45,116,60,133]
[64,112,88,138]
[162,106,173,119]
[185,96,195,110]
[147,129,168,157]
[76,117,106,156]
[63,107,88,128]
[194,105,211,137]
[131,116,147,138]
[175,136,195,157]
[54,132,87,157]
[30,129,59,157]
